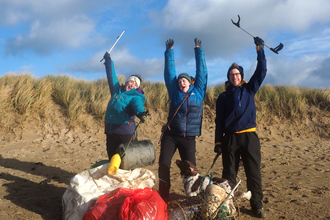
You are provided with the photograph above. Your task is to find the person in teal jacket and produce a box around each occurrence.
[103,52,147,161]
[158,38,208,200]
[214,37,267,218]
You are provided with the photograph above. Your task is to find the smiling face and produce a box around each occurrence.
[229,69,242,87]
[124,80,138,91]
[178,78,191,93]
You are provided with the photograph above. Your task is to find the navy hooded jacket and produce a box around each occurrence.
[215,49,267,144]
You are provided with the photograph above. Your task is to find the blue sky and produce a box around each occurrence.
[1,0,330,88]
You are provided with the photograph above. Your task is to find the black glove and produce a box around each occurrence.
[166,39,174,50]
[103,51,110,60]
[195,38,202,47]
[137,111,148,123]
[214,144,222,155]
[254,37,264,50]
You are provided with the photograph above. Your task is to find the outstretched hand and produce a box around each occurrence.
[103,52,110,60]
[166,39,174,50]
[137,111,149,123]
[254,37,264,50]
[195,38,202,47]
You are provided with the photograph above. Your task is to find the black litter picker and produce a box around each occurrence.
[231,15,284,54]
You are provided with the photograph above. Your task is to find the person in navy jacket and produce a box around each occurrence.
[158,38,208,200]
[214,37,267,218]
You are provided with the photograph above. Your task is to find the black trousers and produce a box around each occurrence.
[158,132,196,199]
[221,132,263,210]
[106,134,132,160]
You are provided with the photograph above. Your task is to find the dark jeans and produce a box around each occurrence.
[221,132,263,210]
[106,134,132,160]
[158,132,196,199]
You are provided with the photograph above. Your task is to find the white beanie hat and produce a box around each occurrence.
[126,75,141,87]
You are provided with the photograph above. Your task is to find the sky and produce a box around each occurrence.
[1,0,330,88]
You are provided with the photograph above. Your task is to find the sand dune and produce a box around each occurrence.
[0,110,330,219]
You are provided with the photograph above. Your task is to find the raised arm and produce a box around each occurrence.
[247,37,267,94]
[164,39,177,100]
[103,52,120,94]
[194,38,208,99]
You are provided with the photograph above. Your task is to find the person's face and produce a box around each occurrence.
[124,81,138,91]
[178,78,191,93]
[229,69,242,87]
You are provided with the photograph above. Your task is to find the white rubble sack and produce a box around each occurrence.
[62,163,156,220]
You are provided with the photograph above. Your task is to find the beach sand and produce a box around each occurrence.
[0,110,330,219]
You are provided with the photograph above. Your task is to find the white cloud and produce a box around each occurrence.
[63,47,164,79]
[147,0,330,88]
[2,0,110,55]
[2,0,330,88]
[5,16,95,55]
[264,52,330,88]
[262,26,330,88]
[284,28,330,58]
[151,0,330,58]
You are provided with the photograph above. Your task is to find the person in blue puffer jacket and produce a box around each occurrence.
[158,38,208,200]
[214,37,267,218]
[103,52,147,161]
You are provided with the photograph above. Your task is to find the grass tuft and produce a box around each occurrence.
[0,74,329,132]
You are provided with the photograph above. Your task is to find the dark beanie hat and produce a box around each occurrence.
[227,64,244,80]
[178,73,191,83]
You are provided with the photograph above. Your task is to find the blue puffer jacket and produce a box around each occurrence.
[104,56,145,135]
[164,47,208,137]
[215,49,267,144]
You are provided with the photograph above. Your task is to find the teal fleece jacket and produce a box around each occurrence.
[104,56,145,135]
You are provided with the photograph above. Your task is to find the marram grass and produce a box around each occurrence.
[0,73,329,129]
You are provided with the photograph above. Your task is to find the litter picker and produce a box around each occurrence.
[231,15,283,54]
[100,30,125,62]
[207,152,221,175]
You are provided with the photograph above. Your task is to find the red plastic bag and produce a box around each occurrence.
[120,187,167,220]
[82,187,167,220]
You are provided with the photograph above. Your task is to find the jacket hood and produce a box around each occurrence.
[136,87,144,95]
[225,80,247,91]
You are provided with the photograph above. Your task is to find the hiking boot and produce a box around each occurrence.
[253,209,266,218]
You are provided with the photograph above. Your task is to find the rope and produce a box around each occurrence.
[158,92,191,144]
[198,174,213,193]
[119,121,142,158]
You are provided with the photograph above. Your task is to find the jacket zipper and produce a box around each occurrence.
[238,94,241,107]
[184,93,187,137]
